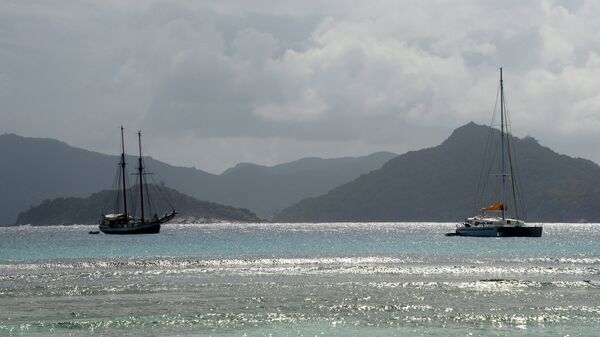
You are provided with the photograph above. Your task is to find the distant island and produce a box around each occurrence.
[14,185,261,226]
[275,122,600,223]
[0,133,395,224]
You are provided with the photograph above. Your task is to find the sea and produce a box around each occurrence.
[1,223,599,337]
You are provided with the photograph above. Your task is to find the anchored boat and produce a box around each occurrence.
[99,127,176,234]
[455,69,542,237]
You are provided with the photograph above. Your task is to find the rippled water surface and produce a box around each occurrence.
[1,223,600,336]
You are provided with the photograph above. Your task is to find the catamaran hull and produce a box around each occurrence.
[455,226,497,237]
[456,226,542,237]
[497,226,542,237]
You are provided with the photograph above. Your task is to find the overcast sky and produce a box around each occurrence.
[1,1,600,173]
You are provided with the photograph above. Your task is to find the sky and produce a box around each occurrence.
[1,0,600,174]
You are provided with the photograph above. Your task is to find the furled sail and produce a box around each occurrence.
[480,202,505,212]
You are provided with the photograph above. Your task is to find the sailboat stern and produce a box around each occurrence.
[497,226,542,237]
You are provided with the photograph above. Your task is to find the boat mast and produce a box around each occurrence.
[504,73,521,222]
[120,126,128,217]
[137,131,145,222]
[500,68,506,220]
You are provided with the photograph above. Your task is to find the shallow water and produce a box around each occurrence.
[1,223,599,336]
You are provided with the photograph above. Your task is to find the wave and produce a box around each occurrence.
[2,255,600,280]
[3,304,600,334]
[0,256,419,271]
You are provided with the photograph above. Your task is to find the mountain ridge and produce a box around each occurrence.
[0,133,396,223]
[275,122,600,223]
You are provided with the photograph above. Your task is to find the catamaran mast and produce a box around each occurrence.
[500,68,506,220]
[137,131,145,222]
[504,72,521,222]
[120,126,128,217]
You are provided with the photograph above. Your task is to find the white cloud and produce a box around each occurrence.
[1,0,600,172]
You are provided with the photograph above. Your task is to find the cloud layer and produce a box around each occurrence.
[1,1,600,172]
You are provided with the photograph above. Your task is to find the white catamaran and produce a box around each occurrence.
[455,68,542,237]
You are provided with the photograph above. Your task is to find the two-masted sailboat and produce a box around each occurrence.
[455,69,542,237]
[99,127,176,234]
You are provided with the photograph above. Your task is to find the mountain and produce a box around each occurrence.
[211,152,397,218]
[14,185,261,225]
[0,133,214,225]
[0,133,395,224]
[274,122,600,223]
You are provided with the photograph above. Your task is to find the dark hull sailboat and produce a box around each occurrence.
[99,128,176,235]
[455,68,542,238]
[99,211,176,234]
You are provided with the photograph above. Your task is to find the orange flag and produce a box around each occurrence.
[481,202,505,212]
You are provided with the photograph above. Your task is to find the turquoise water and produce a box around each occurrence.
[1,223,600,336]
